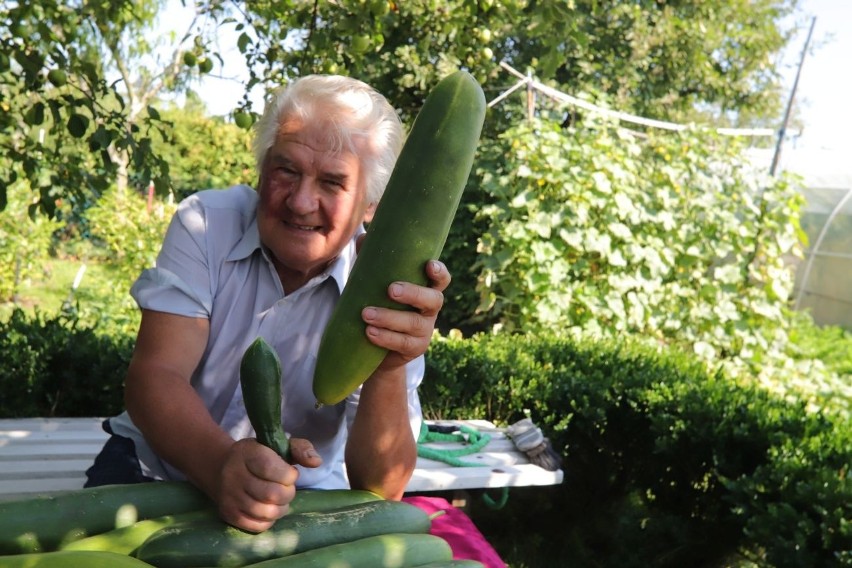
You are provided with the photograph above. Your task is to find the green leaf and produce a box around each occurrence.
[67,114,89,138]
[592,171,612,194]
[89,125,113,150]
[238,32,251,54]
[24,102,45,126]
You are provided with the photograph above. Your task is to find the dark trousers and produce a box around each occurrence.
[84,419,156,487]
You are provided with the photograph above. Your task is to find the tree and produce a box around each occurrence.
[2,0,800,215]
[229,0,797,130]
[0,0,221,216]
[153,95,256,199]
[508,0,798,127]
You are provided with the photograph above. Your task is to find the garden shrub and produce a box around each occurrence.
[0,182,63,302]
[442,115,852,420]
[421,331,851,567]
[0,308,133,417]
[81,186,177,335]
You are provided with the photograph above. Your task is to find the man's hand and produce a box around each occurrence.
[361,260,451,372]
[215,437,322,532]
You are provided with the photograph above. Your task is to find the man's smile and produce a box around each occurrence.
[284,220,321,232]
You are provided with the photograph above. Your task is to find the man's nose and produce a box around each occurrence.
[286,177,318,213]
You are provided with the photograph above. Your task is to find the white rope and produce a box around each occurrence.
[490,62,776,137]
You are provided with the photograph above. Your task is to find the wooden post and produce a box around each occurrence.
[526,70,535,122]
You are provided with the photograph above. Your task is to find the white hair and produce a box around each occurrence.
[253,75,404,204]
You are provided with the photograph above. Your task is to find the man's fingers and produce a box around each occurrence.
[387,281,445,317]
[245,444,299,485]
[215,439,302,533]
[425,260,451,291]
[243,473,296,508]
[288,437,323,468]
[219,500,288,533]
[358,259,451,368]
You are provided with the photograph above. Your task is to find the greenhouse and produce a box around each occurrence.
[749,146,852,330]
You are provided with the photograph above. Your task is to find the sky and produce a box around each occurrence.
[163,1,852,162]
[777,0,852,155]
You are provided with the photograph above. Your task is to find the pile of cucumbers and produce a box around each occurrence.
[0,70,487,568]
[0,482,482,567]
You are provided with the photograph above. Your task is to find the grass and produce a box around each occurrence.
[1,255,123,322]
[788,311,852,374]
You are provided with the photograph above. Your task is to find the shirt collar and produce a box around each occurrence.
[226,209,365,295]
[226,214,262,262]
[325,224,364,295]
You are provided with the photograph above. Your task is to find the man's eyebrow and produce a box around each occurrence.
[267,152,349,183]
[268,153,292,167]
[322,170,349,183]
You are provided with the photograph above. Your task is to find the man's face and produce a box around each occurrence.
[257,120,374,292]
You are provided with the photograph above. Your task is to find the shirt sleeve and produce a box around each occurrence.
[130,194,213,318]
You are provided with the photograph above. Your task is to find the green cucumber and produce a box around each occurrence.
[0,481,211,554]
[59,508,216,555]
[312,70,486,405]
[60,489,381,556]
[239,533,452,567]
[0,550,155,567]
[134,499,431,568]
[239,337,290,462]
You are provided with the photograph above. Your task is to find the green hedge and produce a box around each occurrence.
[421,332,851,568]
[0,308,131,417]
[0,311,848,566]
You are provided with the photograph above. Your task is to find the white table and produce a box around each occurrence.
[0,417,563,501]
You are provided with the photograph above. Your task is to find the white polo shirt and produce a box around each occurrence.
[109,185,424,488]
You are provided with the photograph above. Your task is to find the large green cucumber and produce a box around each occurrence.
[239,336,291,462]
[239,533,452,567]
[0,550,155,567]
[134,499,431,568]
[312,70,486,405]
[0,481,211,554]
[60,488,380,556]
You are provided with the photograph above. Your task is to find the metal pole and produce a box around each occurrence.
[770,16,816,177]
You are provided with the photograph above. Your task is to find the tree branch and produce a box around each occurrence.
[300,0,320,71]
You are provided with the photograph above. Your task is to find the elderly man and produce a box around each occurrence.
[86,74,450,534]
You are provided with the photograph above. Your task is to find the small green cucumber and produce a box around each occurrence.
[239,337,291,462]
[0,549,156,567]
[312,70,486,405]
[239,533,453,567]
[134,499,431,568]
[0,481,211,554]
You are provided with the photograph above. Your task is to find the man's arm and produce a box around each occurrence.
[345,260,451,498]
[124,309,315,532]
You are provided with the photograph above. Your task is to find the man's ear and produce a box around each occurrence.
[363,202,377,223]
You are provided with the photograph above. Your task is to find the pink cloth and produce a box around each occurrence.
[403,496,507,568]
